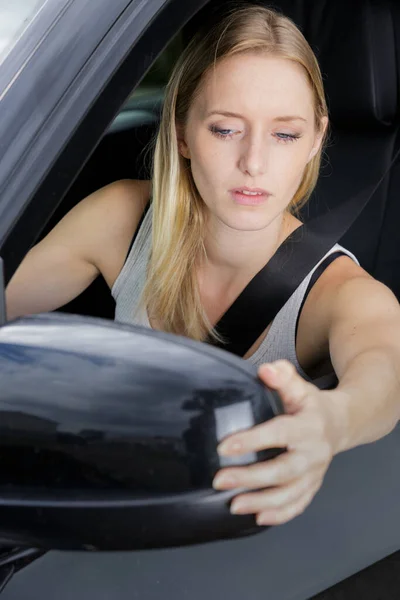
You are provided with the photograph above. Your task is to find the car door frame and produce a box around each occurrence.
[0,0,210,284]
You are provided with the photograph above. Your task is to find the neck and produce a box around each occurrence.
[200,210,296,283]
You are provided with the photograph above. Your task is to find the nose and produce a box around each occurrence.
[238,135,268,177]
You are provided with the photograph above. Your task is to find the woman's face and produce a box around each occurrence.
[179,53,327,232]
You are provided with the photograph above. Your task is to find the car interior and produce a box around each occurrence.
[35,0,400,324]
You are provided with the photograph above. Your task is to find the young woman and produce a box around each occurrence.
[6,5,400,526]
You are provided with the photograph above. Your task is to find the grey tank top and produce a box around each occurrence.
[112,204,359,388]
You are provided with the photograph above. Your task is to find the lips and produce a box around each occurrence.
[230,187,271,206]
[231,187,270,196]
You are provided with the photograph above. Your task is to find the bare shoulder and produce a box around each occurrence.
[298,250,400,375]
[56,179,150,240]
[5,180,151,319]
[307,254,396,318]
[72,179,151,287]
[296,254,371,372]
[307,254,400,380]
[79,179,151,235]
[319,255,400,329]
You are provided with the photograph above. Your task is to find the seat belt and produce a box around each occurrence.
[212,146,400,357]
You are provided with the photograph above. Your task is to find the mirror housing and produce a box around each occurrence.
[0,313,284,550]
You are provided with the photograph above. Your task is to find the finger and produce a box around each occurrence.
[256,483,321,526]
[218,414,293,456]
[217,410,327,456]
[230,473,322,515]
[213,449,316,490]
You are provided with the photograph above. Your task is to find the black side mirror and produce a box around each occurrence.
[0,313,284,551]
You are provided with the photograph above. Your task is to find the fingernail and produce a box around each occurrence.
[262,364,277,376]
[256,514,270,526]
[218,441,242,456]
[212,473,236,489]
[230,500,248,515]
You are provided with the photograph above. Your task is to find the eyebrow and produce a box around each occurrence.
[205,110,307,123]
[274,115,308,123]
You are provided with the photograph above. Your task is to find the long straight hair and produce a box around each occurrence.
[139,5,328,344]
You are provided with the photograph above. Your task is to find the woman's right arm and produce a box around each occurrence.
[5,179,150,321]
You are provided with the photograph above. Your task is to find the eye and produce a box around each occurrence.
[274,132,301,143]
[209,125,238,140]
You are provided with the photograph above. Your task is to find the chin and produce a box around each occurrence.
[219,211,272,232]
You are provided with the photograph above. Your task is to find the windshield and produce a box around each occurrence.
[0,0,48,65]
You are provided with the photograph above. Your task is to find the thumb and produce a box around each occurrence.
[258,360,311,414]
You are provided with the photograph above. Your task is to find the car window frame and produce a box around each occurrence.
[0,0,210,284]
[0,0,68,82]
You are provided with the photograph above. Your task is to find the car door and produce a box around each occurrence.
[1,1,400,600]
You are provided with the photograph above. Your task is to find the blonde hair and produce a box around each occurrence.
[139,4,328,345]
